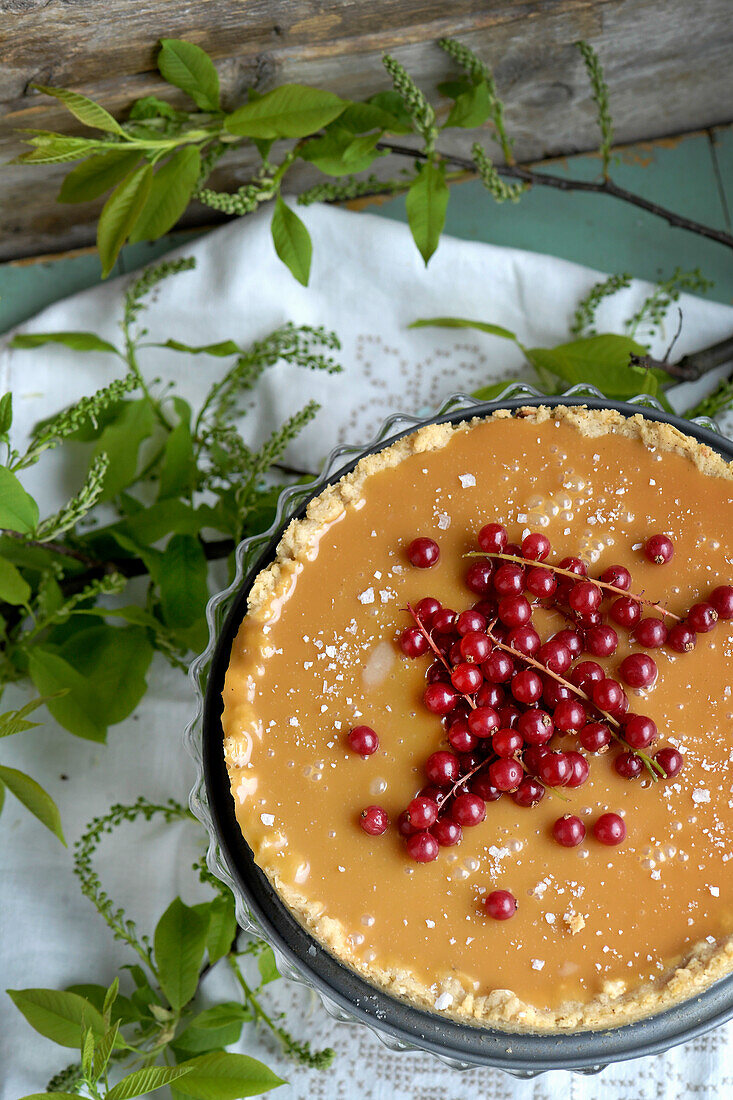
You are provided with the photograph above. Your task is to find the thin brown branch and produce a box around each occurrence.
[376,141,733,251]
[631,333,733,382]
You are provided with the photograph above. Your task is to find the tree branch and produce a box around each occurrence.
[631,333,733,381]
[376,141,733,251]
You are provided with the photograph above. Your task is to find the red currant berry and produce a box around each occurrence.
[492,728,523,757]
[506,625,541,657]
[553,698,587,733]
[399,627,429,658]
[484,889,517,920]
[415,596,441,627]
[425,750,460,787]
[478,522,508,553]
[542,677,573,709]
[432,608,457,634]
[497,703,520,729]
[555,629,584,659]
[619,653,658,688]
[476,682,505,709]
[593,812,626,845]
[397,810,417,837]
[579,721,611,753]
[537,639,572,674]
[526,566,557,598]
[473,597,498,620]
[450,662,483,694]
[431,818,462,847]
[569,580,603,616]
[451,792,487,826]
[553,814,586,847]
[493,563,525,596]
[565,751,590,787]
[419,785,448,807]
[448,641,464,666]
[710,585,733,620]
[505,542,522,556]
[511,776,545,807]
[408,537,440,568]
[360,806,389,835]
[644,534,674,565]
[687,603,718,634]
[465,559,495,595]
[634,617,668,648]
[348,725,379,756]
[426,661,450,685]
[559,556,588,577]
[610,596,642,629]
[406,831,440,862]
[523,744,550,775]
[655,746,684,778]
[623,713,657,749]
[470,772,503,801]
[456,609,487,636]
[511,669,543,705]
[460,631,492,663]
[483,650,515,683]
[447,719,477,754]
[522,532,551,561]
[498,594,532,628]
[585,624,618,658]
[592,678,628,716]
[667,623,697,653]
[600,564,632,591]
[468,706,500,739]
[488,758,523,791]
[517,708,554,745]
[407,795,439,830]
[570,660,604,691]
[537,751,573,787]
[614,752,643,779]
[424,683,459,715]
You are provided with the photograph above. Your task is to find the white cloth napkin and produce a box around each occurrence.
[1,203,732,1100]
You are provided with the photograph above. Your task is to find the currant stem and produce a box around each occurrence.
[405,602,477,709]
[465,552,682,621]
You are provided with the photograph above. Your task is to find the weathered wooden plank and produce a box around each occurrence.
[1,0,732,260]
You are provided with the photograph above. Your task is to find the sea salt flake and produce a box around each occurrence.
[436,512,451,530]
[531,959,545,971]
[459,473,476,488]
[358,587,375,605]
[426,919,435,928]
[545,913,556,925]
[709,885,720,897]
[325,645,337,658]
[289,717,299,727]
[260,813,275,827]
[435,992,453,1010]
[692,788,711,804]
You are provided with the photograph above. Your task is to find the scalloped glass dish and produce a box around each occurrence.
[186,385,733,1076]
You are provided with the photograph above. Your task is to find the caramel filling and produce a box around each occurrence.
[223,417,733,1014]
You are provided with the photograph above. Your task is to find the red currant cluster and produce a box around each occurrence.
[350,523,733,920]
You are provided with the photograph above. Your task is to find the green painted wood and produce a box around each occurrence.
[1,128,731,336]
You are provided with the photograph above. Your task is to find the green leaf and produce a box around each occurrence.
[365,91,414,133]
[154,898,210,1011]
[92,398,155,500]
[405,161,449,266]
[173,1003,247,1055]
[93,1019,121,1077]
[13,137,102,165]
[129,147,201,243]
[66,983,137,1024]
[226,85,347,139]
[0,781,5,815]
[151,532,209,636]
[257,946,279,986]
[409,316,519,342]
[437,79,472,99]
[0,765,65,842]
[444,81,492,128]
[27,649,106,742]
[31,85,125,135]
[0,466,39,533]
[58,150,142,204]
[158,39,220,112]
[19,1094,81,1099]
[0,392,12,436]
[0,556,31,605]
[205,894,237,965]
[302,128,381,176]
[270,197,312,287]
[10,330,119,354]
[524,334,660,398]
[0,695,58,739]
[7,988,106,1047]
[97,165,154,277]
[162,338,240,357]
[159,407,195,500]
[81,1025,95,1077]
[106,1065,194,1100]
[337,100,404,133]
[174,1052,284,1099]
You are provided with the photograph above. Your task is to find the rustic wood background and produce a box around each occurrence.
[1,0,732,262]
